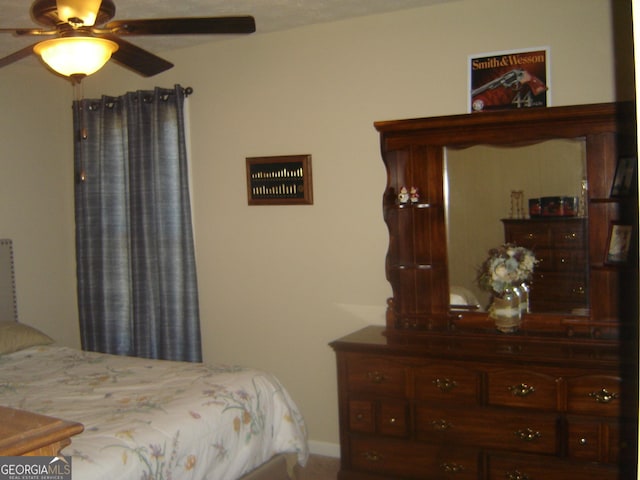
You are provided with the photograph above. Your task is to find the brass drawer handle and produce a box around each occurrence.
[508,383,536,397]
[563,232,578,241]
[440,462,464,473]
[433,377,458,392]
[515,428,542,442]
[588,388,619,404]
[363,451,381,463]
[507,470,530,480]
[431,419,452,431]
[367,371,386,384]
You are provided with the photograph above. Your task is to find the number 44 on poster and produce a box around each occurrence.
[468,47,550,113]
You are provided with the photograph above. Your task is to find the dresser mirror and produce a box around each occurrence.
[375,102,635,334]
[445,139,588,314]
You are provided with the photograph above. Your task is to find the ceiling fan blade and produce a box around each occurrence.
[103,16,256,36]
[56,0,102,26]
[100,34,173,77]
[0,28,56,36]
[0,44,36,68]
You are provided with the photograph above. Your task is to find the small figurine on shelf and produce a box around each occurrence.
[397,186,410,204]
[410,186,420,204]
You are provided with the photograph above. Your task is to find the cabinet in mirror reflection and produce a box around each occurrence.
[445,139,588,314]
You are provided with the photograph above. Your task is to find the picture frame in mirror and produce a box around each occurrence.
[610,156,636,197]
[605,223,633,265]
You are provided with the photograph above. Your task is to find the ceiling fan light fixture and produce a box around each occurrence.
[34,37,119,77]
[56,0,103,27]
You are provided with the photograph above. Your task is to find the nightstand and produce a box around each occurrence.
[0,406,84,456]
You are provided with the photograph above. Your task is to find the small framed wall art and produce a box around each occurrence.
[246,154,313,205]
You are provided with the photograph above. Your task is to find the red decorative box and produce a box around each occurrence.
[529,198,542,217]
[540,196,578,216]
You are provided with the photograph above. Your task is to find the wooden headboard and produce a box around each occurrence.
[0,239,17,322]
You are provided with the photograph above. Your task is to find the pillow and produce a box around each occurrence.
[0,321,54,355]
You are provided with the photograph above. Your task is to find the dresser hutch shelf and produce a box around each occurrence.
[331,103,638,480]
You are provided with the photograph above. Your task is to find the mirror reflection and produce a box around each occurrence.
[446,139,588,315]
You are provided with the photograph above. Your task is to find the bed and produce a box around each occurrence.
[449,285,482,311]
[0,241,309,480]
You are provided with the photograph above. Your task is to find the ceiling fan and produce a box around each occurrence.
[0,0,255,80]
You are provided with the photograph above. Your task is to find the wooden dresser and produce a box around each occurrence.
[502,217,587,313]
[331,326,634,480]
[0,406,84,456]
[331,103,638,479]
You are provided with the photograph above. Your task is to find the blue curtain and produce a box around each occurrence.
[73,85,202,362]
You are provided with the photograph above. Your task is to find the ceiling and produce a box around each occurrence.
[0,0,456,71]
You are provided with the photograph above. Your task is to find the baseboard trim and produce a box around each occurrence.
[308,440,340,458]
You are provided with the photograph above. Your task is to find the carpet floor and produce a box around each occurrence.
[298,455,340,480]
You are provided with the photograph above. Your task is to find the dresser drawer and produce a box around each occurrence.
[567,416,621,463]
[349,400,375,434]
[531,248,553,271]
[534,249,588,276]
[530,272,587,306]
[346,355,407,397]
[414,364,480,405]
[349,436,479,479]
[550,249,586,272]
[487,369,558,410]
[552,224,586,248]
[415,406,558,454]
[565,375,622,416]
[378,400,409,437]
[487,453,619,480]
[348,399,409,437]
[504,224,551,248]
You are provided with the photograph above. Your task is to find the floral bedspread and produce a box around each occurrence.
[0,345,308,480]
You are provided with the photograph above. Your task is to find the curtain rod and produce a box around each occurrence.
[76,86,194,108]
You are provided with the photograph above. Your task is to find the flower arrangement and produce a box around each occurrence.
[477,243,537,296]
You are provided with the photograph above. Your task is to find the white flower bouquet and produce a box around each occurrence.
[477,243,537,296]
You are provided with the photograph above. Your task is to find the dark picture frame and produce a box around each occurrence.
[246,154,313,205]
[610,156,636,197]
[604,223,633,264]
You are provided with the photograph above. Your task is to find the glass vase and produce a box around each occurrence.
[518,282,530,314]
[490,286,522,333]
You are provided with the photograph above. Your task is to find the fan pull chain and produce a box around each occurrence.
[73,78,88,183]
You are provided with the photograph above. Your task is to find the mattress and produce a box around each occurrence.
[0,345,308,480]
